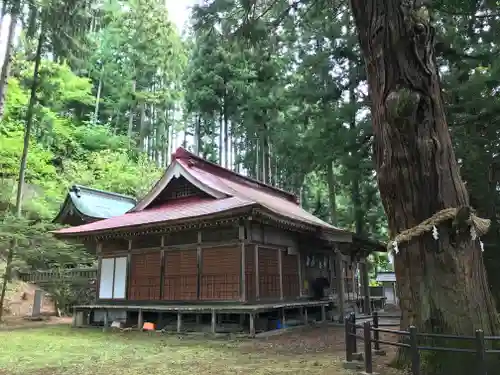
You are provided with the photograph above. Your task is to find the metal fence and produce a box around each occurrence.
[344,312,500,375]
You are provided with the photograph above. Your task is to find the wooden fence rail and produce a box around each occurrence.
[345,312,500,375]
[20,268,97,284]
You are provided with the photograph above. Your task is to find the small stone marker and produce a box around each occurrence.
[32,290,43,317]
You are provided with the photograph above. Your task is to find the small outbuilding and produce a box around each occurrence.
[375,272,397,305]
[53,185,137,226]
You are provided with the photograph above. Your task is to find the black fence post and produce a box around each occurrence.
[373,311,380,351]
[364,321,373,374]
[475,329,487,375]
[350,312,357,354]
[409,326,420,375]
[345,317,353,362]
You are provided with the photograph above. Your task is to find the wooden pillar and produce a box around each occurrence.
[72,307,76,327]
[297,253,303,297]
[86,309,92,326]
[96,242,102,300]
[255,244,260,300]
[360,259,371,315]
[126,240,132,300]
[249,313,255,337]
[278,249,283,301]
[103,310,109,331]
[197,231,202,300]
[335,247,345,321]
[328,254,334,294]
[211,310,216,334]
[393,281,398,306]
[239,223,246,302]
[137,309,143,330]
[159,250,165,300]
[177,312,182,333]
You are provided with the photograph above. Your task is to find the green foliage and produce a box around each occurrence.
[0,54,162,274]
[0,214,92,272]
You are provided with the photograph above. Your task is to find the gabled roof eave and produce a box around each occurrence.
[51,203,257,239]
[130,161,230,213]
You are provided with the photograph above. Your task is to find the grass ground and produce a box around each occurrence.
[0,325,351,375]
[0,323,403,375]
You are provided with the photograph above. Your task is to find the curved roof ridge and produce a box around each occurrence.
[71,185,137,203]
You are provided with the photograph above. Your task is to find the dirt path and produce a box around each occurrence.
[242,324,403,374]
[0,316,72,331]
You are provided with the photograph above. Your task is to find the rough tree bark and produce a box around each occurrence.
[349,0,500,373]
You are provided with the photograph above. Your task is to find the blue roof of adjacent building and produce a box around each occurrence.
[53,185,137,224]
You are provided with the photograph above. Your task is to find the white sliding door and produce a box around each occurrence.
[99,258,114,299]
[113,257,127,299]
[99,257,128,299]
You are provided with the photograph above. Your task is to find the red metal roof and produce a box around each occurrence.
[180,160,339,230]
[172,147,298,203]
[54,147,347,237]
[54,196,254,235]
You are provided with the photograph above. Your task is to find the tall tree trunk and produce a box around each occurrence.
[127,80,136,143]
[92,68,103,125]
[155,109,163,167]
[0,26,44,322]
[195,114,201,156]
[26,0,38,40]
[167,107,174,164]
[0,8,18,119]
[261,136,267,184]
[0,1,7,34]
[218,112,223,165]
[234,136,240,173]
[223,102,228,168]
[138,100,146,151]
[326,161,337,226]
[255,137,260,181]
[351,174,363,235]
[182,115,188,148]
[350,1,500,373]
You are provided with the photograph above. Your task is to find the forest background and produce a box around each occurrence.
[0,0,498,303]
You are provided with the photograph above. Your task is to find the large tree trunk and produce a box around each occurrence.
[350,1,499,373]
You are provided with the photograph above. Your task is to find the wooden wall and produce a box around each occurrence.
[245,246,256,301]
[200,246,240,300]
[163,250,197,300]
[96,222,348,304]
[282,251,299,298]
[258,247,281,299]
[129,252,161,300]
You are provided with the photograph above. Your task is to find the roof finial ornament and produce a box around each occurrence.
[71,185,82,198]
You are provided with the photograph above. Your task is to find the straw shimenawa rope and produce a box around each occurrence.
[387,207,491,252]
